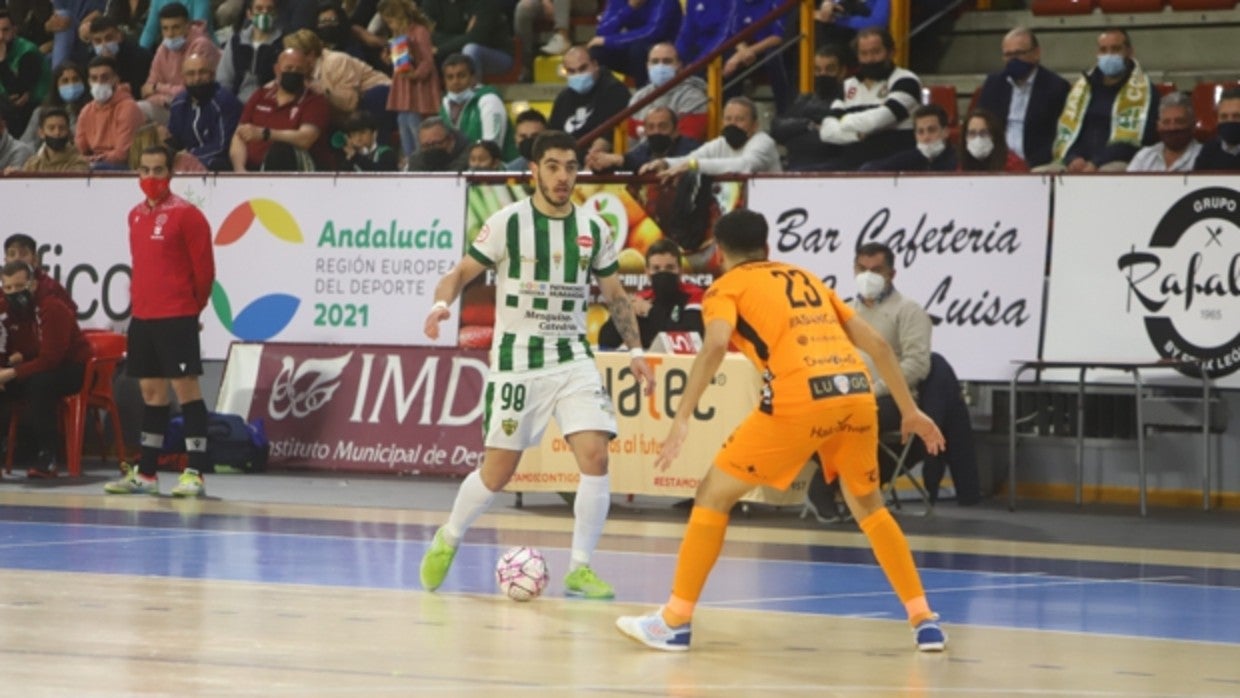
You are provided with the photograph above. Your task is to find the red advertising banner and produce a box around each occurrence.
[218,342,487,474]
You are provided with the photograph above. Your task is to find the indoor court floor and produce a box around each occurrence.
[1,469,1238,697]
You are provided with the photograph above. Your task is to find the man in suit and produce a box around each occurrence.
[976,27,1069,170]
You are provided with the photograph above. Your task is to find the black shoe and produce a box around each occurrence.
[26,450,60,479]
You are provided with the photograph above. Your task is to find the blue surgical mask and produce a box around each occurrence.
[164,36,187,51]
[58,82,86,102]
[648,63,675,87]
[94,41,120,56]
[567,72,595,94]
[1096,54,1126,77]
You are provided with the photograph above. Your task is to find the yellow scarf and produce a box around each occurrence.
[1052,60,1151,164]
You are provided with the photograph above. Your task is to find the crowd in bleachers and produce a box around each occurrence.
[1,0,1238,176]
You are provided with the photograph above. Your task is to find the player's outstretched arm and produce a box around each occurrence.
[425,255,487,340]
[654,319,731,471]
[843,314,946,455]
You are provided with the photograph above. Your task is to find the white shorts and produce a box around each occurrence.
[482,360,617,451]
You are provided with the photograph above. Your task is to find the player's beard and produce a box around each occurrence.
[535,172,573,211]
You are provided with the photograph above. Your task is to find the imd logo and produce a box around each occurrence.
[213,199,303,340]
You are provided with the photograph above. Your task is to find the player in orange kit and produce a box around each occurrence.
[616,207,948,652]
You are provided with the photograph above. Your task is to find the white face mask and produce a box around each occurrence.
[90,82,114,103]
[855,270,886,300]
[916,139,946,161]
[966,135,994,160]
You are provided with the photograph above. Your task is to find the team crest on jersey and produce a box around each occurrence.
[153,213,169,238]
[501,418,518,436]
[552,251,563,267]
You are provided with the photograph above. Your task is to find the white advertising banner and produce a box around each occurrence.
[0,175,466,358]
[748,176,1051,382]
[1045,176,1240,388]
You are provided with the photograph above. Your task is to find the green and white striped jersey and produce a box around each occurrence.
[468,198,620,372]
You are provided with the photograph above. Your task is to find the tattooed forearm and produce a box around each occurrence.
[606,294,643,350]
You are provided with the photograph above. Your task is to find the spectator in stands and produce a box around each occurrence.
[958,108,1026,172]
[814,0,888,51]
[467,139,504,170]
[283,29,391,130]
[771,42,846,171]
[1194,87,1240,172]
[438,53,515,162]
[1050,28,1157,173]
[168,52,242,171]
[423,0,515,78]
[19,62,90,148]
[138,0,209,51]
[0,260,92,478]
[1127,92,1200,173]
[7,0,55,54]
[89,16,153,99]
[379,0,439,159]
[505,107,545,170]
[514,0,594,63]
[217,0,284,104]
[586,105,698,173]
[405,115,468,171]
[597,237,704,350]
[230,47,331,171]
[16,107,91,172]
[674,0,735,67]
[624,42,708,142]
[129,120,206,171]
[314,2,386,73]
[641,96,780,178]
[0,8,52,137]
[586,0,681,86]
[977,27,1068,170]
[816,27,920,171]
[723,0,791,113]
[862,103,955,172]
[0,100,35,170]
[77,55,145,169]
[549,44,631,154]
[140,2,220,125]
[97,0,150,42]
[335,109,398,170]
[50,0,105,71]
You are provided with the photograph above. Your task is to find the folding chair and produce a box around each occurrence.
[879,433,934,516]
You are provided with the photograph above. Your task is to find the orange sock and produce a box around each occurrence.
[858,507,933,626]
[662,506,730,627]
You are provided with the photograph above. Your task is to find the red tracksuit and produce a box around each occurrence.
[6,295,93,379]
[127,193,215,320]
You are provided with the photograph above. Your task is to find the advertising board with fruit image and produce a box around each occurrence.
[458,178,745,349]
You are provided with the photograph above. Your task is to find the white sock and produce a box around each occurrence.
[570,473,611,569]
[443,470,497,546]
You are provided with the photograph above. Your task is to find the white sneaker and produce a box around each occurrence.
[616,608,691,651]
[540,33,570,55]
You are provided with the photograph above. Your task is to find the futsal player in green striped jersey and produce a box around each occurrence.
[421,130,655,599]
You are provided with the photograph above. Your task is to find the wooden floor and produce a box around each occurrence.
[1,484,1238,697]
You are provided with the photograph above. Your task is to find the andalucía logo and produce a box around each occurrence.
[1117,187,1240,378]
[213,199,302,341]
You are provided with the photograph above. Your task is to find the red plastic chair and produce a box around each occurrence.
[1155,82,1178,97]
[922,84,960,142]
[1192,80,1240,141]
[1168,0,1235,8]
[4,331,129,477]
[1031,0,1096,15]
[1098,0,1166,11]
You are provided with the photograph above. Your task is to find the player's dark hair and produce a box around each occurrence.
[645,238,682,262]
[713,209,768,256]
[530,130,577,164]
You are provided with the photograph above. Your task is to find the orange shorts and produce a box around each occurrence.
[713,395,880,497]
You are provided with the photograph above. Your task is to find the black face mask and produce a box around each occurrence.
[649,271,682,304]
[422,147,453,171]
[316,25,346,47]
[1218,122,1240,146]
[722,125,749,150]
[5,290,33,317]
[1002,57,1036,82]
[279,71,306,95]
[814,75,841,100]
[44,135,70,151]
[646,133,673,156]
[518,137,534,162]
[186,81,217,103]
[857,60,894,82]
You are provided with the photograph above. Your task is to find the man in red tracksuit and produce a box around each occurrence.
[0,261,93,477]
[4,234,78,313]
[104,144,216,498]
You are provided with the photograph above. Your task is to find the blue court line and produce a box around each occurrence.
[1,515,1238,646]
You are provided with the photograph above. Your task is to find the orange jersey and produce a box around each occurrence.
[702,260,872,414]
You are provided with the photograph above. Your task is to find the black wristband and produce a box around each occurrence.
[262,127,271,141]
